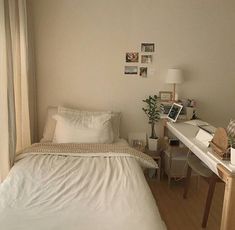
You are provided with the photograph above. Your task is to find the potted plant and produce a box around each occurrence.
[142,95,161,151]
[229,136,235,165]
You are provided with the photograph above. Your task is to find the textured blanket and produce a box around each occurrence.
[17,143,158,169]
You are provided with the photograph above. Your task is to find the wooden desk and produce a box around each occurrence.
[167,121,235,230]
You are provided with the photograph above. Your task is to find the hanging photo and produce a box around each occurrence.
[126,52,139,62]
[124,66,138,75]
[141,55,152,64]
[140,67,147,78]
[141,43,155,52]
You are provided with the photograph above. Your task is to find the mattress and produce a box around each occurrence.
[0,142,166,230]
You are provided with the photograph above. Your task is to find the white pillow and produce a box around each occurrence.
[58,106,121,140]
[40,106,58,143]
[53,112,114,144]
[40,106,121,142]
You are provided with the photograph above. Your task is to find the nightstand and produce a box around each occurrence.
[143,148,162,181]
[164,143,188,186]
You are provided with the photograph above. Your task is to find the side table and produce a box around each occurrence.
[143,148,162,181]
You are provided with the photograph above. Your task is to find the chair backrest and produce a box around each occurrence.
[187,153,213,178]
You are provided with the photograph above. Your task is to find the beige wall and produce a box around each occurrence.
[30,0,235,140]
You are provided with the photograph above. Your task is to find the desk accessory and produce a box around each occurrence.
[198,124,216,135]
[184,119,208,126]
[132,140,145,152]
[161,103,172,114]
[227,119,235,165]
[167,103,183,122]
[159,91,173,102]
[196,128,213,147]
[169,138,180,146]
[229,137,235,165]
[161,102,186,115]
[210,128,229,160]
[128,132,147,149]
[186,107,195,120]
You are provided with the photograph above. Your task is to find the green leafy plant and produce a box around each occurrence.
[228,135,235,149]
[142,95,161,139]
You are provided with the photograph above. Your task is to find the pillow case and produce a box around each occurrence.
[40,106,121,142]
[58,106,121,139]
[53,112,114,144]
[40,106,58,143]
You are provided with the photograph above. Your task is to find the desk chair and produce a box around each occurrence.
[183,153,221,228]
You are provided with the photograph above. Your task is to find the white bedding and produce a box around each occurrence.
[0,144,166,230]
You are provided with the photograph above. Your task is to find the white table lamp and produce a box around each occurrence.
[166,68,183,101]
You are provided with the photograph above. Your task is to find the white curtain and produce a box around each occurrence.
[0,0,34,182]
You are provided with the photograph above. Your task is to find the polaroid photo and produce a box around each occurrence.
[141,55,152,64]
[124,66,138,75]
[141,43,155,52]
[140,67,147,77]
[126,52,139,62]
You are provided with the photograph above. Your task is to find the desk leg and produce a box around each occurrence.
[217,164,235,230]
[159,119,168,152]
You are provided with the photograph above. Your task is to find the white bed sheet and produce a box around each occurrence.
[0,151,166,230]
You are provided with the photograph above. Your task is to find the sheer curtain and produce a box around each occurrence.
[0,0,35,182]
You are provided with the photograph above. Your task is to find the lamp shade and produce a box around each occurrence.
[166,69,183,84]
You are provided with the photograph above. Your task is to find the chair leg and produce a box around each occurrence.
[157,158,161,181]
[168,174,171,187]
[201,175,217,228]
[196,175,200,191]
[183,165,192,199]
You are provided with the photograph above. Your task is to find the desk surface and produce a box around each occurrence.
[167,121,235,176]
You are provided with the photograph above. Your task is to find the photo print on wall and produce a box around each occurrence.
[126,52,139,62]
[124,42,155,77]
[124,66,138,75]
[141,55,152,64]
[141,43,155,52]
[140,67,147,78]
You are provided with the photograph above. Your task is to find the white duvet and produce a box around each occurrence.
[0,152,166,230]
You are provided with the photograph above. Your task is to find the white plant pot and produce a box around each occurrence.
[186,107,195,120]
[231,147,235,165]
[148,138,158,151]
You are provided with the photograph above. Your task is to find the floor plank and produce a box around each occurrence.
[147,176,225,230]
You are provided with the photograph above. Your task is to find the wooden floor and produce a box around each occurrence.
[147,176,225,230]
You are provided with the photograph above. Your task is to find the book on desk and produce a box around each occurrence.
[195,125,215,147]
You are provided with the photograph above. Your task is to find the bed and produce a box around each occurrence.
[0,107,166,230]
